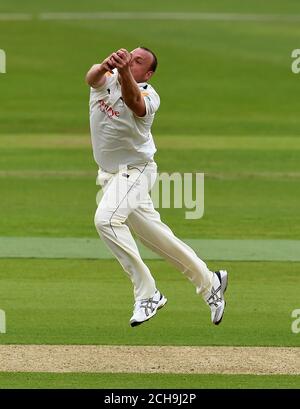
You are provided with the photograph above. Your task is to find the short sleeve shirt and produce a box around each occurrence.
[89,69,160,173]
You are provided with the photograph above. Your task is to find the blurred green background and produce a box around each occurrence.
[0,0,299,388]
[0,1,300,238]
[1,0,300,136]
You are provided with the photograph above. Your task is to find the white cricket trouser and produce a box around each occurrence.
[94,160,213,301]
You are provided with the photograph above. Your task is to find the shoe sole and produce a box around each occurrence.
[214,270,228,325]
[130,296,168,327]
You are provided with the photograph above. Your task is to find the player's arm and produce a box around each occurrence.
[111,50,146,117]
[85,54,115,88]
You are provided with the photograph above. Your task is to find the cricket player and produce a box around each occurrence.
[86,47,228,327]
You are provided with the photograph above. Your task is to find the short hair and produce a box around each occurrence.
[140,46,158,72]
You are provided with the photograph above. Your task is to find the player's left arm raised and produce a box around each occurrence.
[111,49,146,117]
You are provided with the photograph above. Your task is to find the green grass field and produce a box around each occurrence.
[0,259,299,347]
[0,372,299,389]
[0,0,300,389]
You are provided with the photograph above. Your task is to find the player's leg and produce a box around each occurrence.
[126,195,212,295]
[126,195,228,324]
[94,162,168,326]
[94,163,157,301]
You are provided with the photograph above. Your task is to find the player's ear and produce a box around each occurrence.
[145,70,154,81]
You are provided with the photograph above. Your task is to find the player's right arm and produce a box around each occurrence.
[85,55,115,88]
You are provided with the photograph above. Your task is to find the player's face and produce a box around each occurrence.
[129,48,154,83]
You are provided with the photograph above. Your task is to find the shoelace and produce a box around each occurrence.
[206,284,222,308]
[133,294,160,317]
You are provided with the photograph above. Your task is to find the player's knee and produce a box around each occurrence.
[94,210,124,232]
[94,210,110,232]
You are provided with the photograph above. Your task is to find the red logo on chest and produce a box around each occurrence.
[97,99,120,118]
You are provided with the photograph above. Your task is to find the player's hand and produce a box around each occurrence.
[110,48,132,73]
[100,54,116,74]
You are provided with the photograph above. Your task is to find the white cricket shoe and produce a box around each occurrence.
[205,270,228,325]
[130,290,167,327]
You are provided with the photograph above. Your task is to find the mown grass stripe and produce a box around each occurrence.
[0,13,32,21]
[0,372,299,389]
[1,135,300,150]
[0,170,299,180]
[2,12,300,23]
[0,237,299,261]
[38,12,300,22]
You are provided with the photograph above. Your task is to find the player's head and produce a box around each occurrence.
[129,47,158,83]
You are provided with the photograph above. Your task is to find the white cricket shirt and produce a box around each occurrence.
[89,69,160,173]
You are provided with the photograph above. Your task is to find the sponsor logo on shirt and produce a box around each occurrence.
[98,99,120,119]
[141,91,151,102]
